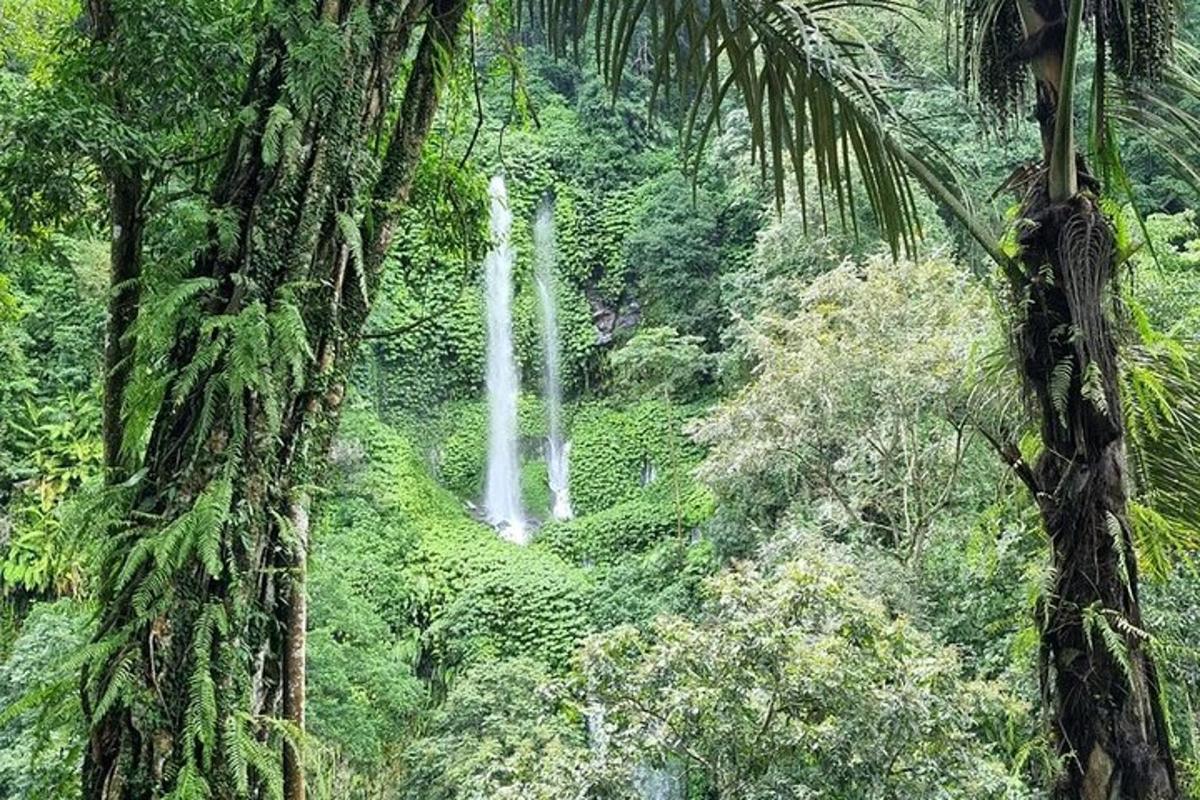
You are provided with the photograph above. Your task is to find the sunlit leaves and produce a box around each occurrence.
[583,544,1035,798]
[693,254,997,547]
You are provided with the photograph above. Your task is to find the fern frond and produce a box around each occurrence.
[223,715,250,795]
[165,759,212,800]
[262,104,293,167]
[113,536,156,593]
[1050,354,1075,425]
[173,332,229,408]
[267,301,313,388]
[1105,510,1132,593]
[1082,361,1108,416]
[236,720,284,800]
[91,650,138,722]
[1082,602,1136,683]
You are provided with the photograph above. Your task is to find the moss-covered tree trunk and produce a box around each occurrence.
[1019,193,1178,800]
[81,1,465,797]
[1013,0,1178,795]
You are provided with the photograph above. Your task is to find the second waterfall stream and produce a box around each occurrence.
[534,196,574,521]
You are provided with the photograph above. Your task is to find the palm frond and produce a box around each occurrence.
[530,0,933,256]
[1107,43,1200,202]
[1122,340,1200,578]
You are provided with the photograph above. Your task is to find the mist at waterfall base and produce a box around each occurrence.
[482,175,527,544]
[534,196,574,521]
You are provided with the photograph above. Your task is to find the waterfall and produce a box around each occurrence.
[589,694,683,800]
[533,197,574,521]
[634,766,684,800]
[483,175,527,544]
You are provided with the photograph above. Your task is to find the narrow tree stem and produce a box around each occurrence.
[283,496,310,800]
[102,169,143,481]
[1049,0,1085,202]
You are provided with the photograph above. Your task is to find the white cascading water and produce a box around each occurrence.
[533,197,574,521]
[483,175,527,544]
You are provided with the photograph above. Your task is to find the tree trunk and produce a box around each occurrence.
[1006,3,1179,795]
[86,0,144,484]
[102,168,143,482]
[283,498,309,800]
[82,1,466,797]
[1017,190,1179,800]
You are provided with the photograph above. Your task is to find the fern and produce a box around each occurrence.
[223,715,250,796]
[268,300,313,389]
[173,332,229,409]
[90,650,138,722]
[1082,361,1108,416]
[132,565,173,618]
[1050,354,1074,425]
[1081,602,1134,683]
[165,760,212,800]
[220,301,276,445]
[128,477,231,619]
[119,371,171,461]
[113,535,156,594]
[211,206,241,259]
[130,277,219,350]
[184,664,218,752]
[228,302,270,400]
[262,104,294,167]
[1109,611,1150,641]
[1106,510,1132,593]
[191,372,227,465]
[235,717,284,800]
[195,483,231,579]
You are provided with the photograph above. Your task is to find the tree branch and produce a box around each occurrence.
[976,424,1042,501]
[887,138,1014,276]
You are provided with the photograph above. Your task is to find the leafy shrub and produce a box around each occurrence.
[400,657,594,800]
[567,400,700,517]
[520,459,551,517]
[537,474,714,565]
[424,556,589,670]
[307,567,425,769]
[0,599,87,800]
[585,536,717,630]
[325,406,591,676]
[583,543,1039,799]
[694,255,999,552]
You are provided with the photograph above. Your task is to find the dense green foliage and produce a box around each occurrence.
[1,0,1199,798]
[584,540,1039,799]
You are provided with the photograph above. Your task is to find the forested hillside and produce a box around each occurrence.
[2,0,1200,798]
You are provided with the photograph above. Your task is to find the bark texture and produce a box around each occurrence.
[82,1,466,797]
[1009,6,1180,786]
[1008,2,1179,796]
[102,168,143,481]
[1018,190,1179,800]
[282,498,309,800]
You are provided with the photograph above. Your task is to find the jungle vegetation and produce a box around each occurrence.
[1,0,1199,798]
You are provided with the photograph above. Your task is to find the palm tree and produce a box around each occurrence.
[534,0,1198,796]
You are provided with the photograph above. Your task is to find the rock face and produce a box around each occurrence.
[586,286,640,345]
